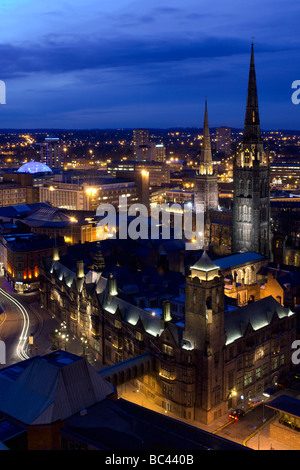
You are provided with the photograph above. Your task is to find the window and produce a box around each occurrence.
[162,383,173,399]
[135,331,143,342]
[162,344,173,356]
[160,364,175,380]
[237,376,243,391]
[271,357,278,371]
[228,370,234,390]
[256,367,261,380]
[244,372,252,387]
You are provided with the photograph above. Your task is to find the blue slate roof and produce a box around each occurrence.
[0,351,114,425]
[224,296,294,345]
[214,252,266,270]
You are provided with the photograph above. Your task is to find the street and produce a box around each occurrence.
[213,402,275,447]
[0,278,59,367]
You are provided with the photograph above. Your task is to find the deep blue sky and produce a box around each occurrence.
[0,0,300,130]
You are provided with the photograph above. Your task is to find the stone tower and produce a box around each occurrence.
[232,43,270,256]
[183,251,226,424]
[194,100,219,214]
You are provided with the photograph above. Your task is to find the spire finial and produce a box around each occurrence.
[243,40,260,142]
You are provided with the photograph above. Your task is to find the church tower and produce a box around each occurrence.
[232,43,270,256]
[194,100,219,214]
[183,251,226,424]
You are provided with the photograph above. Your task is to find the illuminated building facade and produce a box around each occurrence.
[194,100,219,213]
[39,137,64,169]
[108,161,170,187]
[232,43,270,256]
[1,233,67,293]
[39,179,139,211]
[40,248,296,425]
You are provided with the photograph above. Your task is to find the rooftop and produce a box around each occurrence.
[0,350,115,425]
[214,252,266,270]
[17,161,52,174]
[225,295,294,345]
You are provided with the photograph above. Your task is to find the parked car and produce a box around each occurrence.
[228,409,245,420]
[248,397,263,407]
[276,377,292,389]
[263,387,277,398]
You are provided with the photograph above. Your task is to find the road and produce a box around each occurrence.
[0,278,88,369]
[213,402,275,447]
[0,286,30,365]
[0,278,60,368]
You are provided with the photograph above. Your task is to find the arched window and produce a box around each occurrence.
[247,180,252,196]
[240,179,244,194]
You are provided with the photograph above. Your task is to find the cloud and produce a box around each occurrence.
[0,33,286,80]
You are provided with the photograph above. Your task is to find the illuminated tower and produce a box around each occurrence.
[183,251,226,424]
[194,100,219,213]
[133,129,151,161]
[40,136,64,169]
[232,43,270,256]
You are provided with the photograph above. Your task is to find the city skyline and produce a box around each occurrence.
[0,0,299,130]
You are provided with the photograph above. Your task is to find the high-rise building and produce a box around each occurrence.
[194,100,219,213]
[132,129,156,161]
[216,127,232,156]
[40,137,64,169]
[155,144,166,162]
[232,43,270,256]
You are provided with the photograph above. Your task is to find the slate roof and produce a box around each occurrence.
[214,252,266,270]
[224,295,294,345]
[0,351,114,425]
[0,203,50,219]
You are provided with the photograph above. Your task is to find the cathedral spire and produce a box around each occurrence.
[243,42,261,143]
[199,99,213,174]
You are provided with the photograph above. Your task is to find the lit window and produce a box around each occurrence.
[162,344,174,356]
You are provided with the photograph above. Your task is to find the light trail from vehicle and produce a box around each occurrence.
[0,287,30,361]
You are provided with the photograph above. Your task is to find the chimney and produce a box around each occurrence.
[162,300,172,322]
[108,273,117,296]
[52,246,60,262]
[77,260,85,279]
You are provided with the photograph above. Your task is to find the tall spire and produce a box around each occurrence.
[243,42,261,143]
[199,98,213,174]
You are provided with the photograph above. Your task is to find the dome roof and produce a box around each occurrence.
[17,161,52,174]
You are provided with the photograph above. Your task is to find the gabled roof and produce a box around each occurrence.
[0,351,114,425]
[225,296,294,345]
[102,294,164,339]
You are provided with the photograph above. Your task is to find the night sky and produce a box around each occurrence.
[0,0,300,130]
